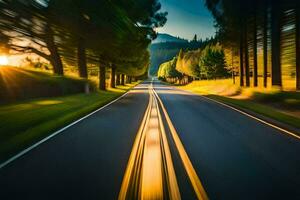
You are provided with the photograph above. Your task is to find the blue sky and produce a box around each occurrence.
[157,0,216,40]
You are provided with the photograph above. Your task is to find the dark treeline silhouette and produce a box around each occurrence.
[205,0,300,90]
[0,0,167,90]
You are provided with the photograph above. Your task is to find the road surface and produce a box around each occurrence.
[0,80,300,199]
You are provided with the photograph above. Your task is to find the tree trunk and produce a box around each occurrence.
[110,65,116,88]
[263,5,268,88]
[296,3,300,90]
[253,12,258,87]
[46,24,63,75]
[231,48,235,84]
[244,24,250,87]
[239,26,244,87]
[77,37,88,78]
[116,74,121,85]
[271,2,282,87]
[121,74,125,85]
[99,65,106,90]
[127,75,132,84]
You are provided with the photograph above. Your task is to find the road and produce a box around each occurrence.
[0,80,300,200]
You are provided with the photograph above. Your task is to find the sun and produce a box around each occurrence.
[0,56,8,66]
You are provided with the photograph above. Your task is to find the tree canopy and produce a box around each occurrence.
[0,0,167,89]
[157,57,181,79]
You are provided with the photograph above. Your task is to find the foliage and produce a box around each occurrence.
[158,41,230,80]
[200,44,230,79]
[0,0,167,82]
[149,38,210,75]
[157,57,182,79]
[176,48,202,78]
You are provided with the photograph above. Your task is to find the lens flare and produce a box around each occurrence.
[0,56,8,66]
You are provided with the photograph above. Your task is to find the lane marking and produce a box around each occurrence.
[0,85,140,170]
[153,87,209,200]
[118,88,152,200]
[119,84,181,200]
[175,87,300,140]
[140,93,164,199]
[153,87,181,200]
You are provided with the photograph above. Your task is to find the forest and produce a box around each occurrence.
[149,35,212,76]
[157,39,231,83]
[0,0,167,90]
[159,0,300,91]
[206,0,300,90]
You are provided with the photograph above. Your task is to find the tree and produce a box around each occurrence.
[253,1,258,87]
[0,0,65,74]
[0,0,167,91]
[176,49,201,78]
[200,44,230,79]
[263,0,269,88]
[296,1,300,90]
[271,1,282,87]
[158,57,182,81]
[193,34,198,42]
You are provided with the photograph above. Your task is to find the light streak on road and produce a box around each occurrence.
[119,81,208,200]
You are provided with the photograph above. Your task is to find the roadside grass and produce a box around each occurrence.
[0,66,95,103]
[0,82,138,162]
[206,95,300,129]
[177,79,300,131]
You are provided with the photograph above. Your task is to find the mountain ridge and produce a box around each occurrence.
[152,33,188,44]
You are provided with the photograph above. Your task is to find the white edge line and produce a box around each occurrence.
[174,86,300,140]
[0,87,135,169]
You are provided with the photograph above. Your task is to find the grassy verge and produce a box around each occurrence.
[206,95,300,129]
[177,79,300,131]
[0,67,96,103]
[0,82,139,162]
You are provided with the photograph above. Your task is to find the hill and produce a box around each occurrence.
[0,67,92,103]
[152,33,188,44]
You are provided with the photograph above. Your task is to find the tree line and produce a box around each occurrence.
[158,42,231,83]
[0,0,167,90]
[150,37,212,76]
[205,0,300,90]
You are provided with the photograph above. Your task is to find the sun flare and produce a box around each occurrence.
[0,56,8,66]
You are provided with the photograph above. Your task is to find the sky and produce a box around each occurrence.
[157,0,216,40]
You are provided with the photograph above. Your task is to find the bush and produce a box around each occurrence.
[0,67,93,103]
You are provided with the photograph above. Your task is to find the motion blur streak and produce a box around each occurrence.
[153,88,209,200]
[118,84,181,200]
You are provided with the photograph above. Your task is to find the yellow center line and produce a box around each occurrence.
[140,95,164,199]
[153,89,181,200]
[118,86,152,200]
[118,84,181,200]
[153,87,209,200]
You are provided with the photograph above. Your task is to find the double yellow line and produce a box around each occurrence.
[119,82,208,200]
[153,88,208,200]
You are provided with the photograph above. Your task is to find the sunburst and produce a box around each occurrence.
[0,56,8,66]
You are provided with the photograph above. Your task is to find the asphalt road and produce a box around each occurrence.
[0,80,300,200]
[154,80,300,199]
[0,82,150,200]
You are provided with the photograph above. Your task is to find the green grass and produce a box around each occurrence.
[0,67,95,103]
[0,82,138,162]
[206,95,300,129]
[177,79,300,132]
